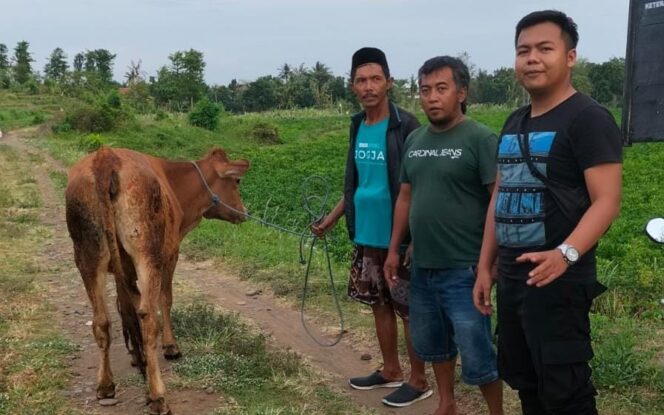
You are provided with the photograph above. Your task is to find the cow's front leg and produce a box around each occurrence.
[161,258,181,360]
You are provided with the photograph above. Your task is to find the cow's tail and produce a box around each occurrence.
[92,148,146,377]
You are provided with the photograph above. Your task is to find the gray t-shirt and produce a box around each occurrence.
[400,118,497,268]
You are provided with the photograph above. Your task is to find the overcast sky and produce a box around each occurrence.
[1,0,629,85]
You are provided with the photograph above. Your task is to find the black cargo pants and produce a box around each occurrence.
[496,275,605,415]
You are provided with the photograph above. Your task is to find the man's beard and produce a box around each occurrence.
[427,113,453,129]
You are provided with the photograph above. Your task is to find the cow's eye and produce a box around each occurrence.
[235,178,241,185]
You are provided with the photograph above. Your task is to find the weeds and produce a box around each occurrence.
[0,145,80,415]
[171,303,361,413]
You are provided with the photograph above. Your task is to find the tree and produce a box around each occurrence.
[457,51,478,78]
[309,61,335,108]
[389,78,410,107]
[571,58,593,96]
[588,57,624,106]
[86,49,116,84]
[73,53,84,72]
[151,49,207,110]
[243,76,281,112]
[12,41,34,85]
[212,79,244,113]
[278,63,292,81]
[125,59,145,86]
[0,43,9,88]
[172,49,207,107]
[44,47,69,82]
[0,44,8,70]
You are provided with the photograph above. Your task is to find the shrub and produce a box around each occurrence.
[54,91,133,133]
[51,120,71,134]
[64,103,116,132]
[31,113,46,125]
[106,89,122,109]
[251,121,281,144]
[188,99,221,131]
[155,109,168,121]
[78,133,105,152]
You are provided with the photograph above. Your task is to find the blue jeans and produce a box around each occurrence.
[410,266,498,386]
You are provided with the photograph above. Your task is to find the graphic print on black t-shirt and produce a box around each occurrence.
[495,131,555,248]
[495,93,623,281]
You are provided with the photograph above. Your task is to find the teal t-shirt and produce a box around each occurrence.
[353,118,392,248]
[400,119,498,268]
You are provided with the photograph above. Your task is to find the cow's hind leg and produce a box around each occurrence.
[67,198,116,399]
[136,259,171,415]
[161,253,181,360]
[76,248,116,399]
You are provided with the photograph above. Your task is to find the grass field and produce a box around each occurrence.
[3,90,664,413]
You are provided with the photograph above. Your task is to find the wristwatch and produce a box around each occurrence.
[557,244,579,266]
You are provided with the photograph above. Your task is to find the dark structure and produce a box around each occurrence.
[623,0,664,144]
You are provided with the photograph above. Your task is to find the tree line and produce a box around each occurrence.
[0,41,625,116]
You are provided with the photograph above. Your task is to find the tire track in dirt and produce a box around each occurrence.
[4,129,494,415]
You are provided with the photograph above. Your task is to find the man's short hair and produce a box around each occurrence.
[515,10,579,50]
[351,47,390,81]
[417,56,470,114]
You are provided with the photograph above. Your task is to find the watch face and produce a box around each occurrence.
[566,247,579,262]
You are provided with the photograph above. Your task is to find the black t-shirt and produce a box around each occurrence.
[495,93,622,281]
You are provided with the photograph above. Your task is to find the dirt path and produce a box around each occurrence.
[2,129,491,415]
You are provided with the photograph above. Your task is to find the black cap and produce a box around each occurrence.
[351,47,390,78]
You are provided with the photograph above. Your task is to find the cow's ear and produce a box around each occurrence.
[209,148,229,161]
[221,160,249,178]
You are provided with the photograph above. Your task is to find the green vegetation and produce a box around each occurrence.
[0,39,624,121]
[0,92,60,131]
[188,98,222,130]
[170,303,369,414]
[0,144,82,415]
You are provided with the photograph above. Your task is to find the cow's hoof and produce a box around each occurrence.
[147,397,171,415]
[163,344,181,360]
[96,382,116,399]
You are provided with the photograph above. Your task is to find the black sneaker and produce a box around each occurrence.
[348,370,403,390]
[382,383,433,407]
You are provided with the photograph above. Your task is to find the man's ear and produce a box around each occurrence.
[567,48,577,69]
[458,86,468,104]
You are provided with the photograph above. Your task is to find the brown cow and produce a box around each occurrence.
[65,147,249,415]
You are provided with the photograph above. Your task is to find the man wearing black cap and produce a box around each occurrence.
[312,47,431,408]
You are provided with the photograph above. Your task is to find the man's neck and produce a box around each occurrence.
[530,84,576,117]
[430,113,465,133]
[364,100,390,125]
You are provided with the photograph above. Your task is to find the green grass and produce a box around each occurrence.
[0,143,83,415]
[593,315,664,414]
[0,91,62,131]
[170,302,370,414]
[48,171,68,194]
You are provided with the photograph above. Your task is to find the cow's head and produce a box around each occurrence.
[201,148,250,224]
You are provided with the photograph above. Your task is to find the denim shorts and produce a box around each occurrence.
[410,266,498,386]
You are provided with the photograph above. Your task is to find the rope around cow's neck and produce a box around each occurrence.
[190,162,345,347]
